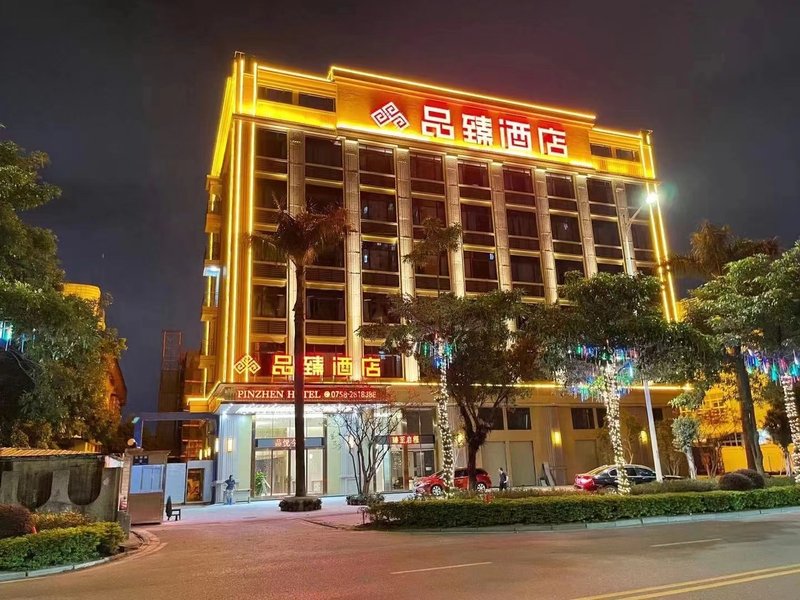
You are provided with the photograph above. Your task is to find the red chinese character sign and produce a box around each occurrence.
[389,434,421,445]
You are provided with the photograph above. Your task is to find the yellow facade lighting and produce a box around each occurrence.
[330,66,596,122]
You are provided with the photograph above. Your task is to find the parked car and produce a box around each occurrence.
[414,468,493,496]
[574,464,662,491]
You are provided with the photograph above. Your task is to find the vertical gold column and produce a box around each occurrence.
[444,156,465,297]
[533,168,558,304]
[395,148,418,382]
[490,162,512,292]
[286,130,305,357]
[344,140,363,380]
[575,175,597,277]
[613,181,637,275]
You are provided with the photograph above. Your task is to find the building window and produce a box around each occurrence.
[361,192,396,222]
[506,407,531,430]
[571,407,595,430]
[206,232,221,261]
[460,204,494,233]
[315,243,345,268]
[631,223,654,250]
[259,87,293,104]
[298,93,335,112]
[550,215,581,243]
[478,407,504,430]
[587,178,615,205]
[410,153,443,181]
[414,252,449,276]
[255,178,287,209]
[307,289,345,321]
[589,144,613,158]
[412,198,446,225]
[510,255,543,283]
[592,220,621,247]
[364,345,403,378]
[653,408,664,421]
[256,129,288,160]
[359,146,394,174]
[615,148,639,162]
[306,184,342,212]
[363,293,398,324]
[597,262,624,274]
[305,137,342,167]
[625,183,647,211]
[503,167,534,193]
[463,251,497,281]
[546,174,575,199]
[362,241,398,272]
[458,161,489,189]
[405,409,434,435]
[253,286,287,318]
[506,210,538,238]
[555,259,585,284]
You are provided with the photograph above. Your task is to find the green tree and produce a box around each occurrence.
[0,281,124,447]
[0,141,63,288]
[363,291,543,490]
[688,243,800,479]
[672,415,700,478]
[542,273,716,492]
[393,218,462,489]
[0,138,124,447]
[252,205,348,503]
[671,221,780,473]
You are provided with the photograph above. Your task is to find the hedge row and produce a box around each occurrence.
[0,522,125,571]
[32,511,94,531]
[366,486,800,529]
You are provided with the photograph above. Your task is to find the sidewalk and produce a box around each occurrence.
[160,492,410,527]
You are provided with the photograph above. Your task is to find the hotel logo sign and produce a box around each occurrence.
[370,101,409,130]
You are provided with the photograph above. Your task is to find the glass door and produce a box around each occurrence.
[254,449,290,497]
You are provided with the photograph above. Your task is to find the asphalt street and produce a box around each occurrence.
[5,509,800,599]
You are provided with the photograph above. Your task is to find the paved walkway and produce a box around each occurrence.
[159,492,409,527]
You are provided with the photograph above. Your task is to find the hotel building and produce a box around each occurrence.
[189,52,681,498]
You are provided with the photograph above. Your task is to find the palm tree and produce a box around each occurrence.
[253,204,348,502]
[404,218,462,296]
[671,221,780,474]
[402,218,462,489]
[670,221,779,279]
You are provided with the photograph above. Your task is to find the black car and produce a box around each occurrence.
[574,464,660,491]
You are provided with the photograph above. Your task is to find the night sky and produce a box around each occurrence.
[2,1,799,414]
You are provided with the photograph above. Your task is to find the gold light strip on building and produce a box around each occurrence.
[245,61,258,382]
[256,63,333,83]
[330,66,597,121]
[591,126,643,140]
[230,54,245,379]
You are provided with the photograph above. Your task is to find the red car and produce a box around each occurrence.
[414,468,493,496]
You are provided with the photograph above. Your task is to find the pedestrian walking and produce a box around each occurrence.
[223,474,237,505]
[498,467,509,491]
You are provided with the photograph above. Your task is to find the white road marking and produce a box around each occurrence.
[390,561,492,575]
[651,537,722,548]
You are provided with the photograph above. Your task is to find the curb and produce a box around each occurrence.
[0,528,150,583]
[379,505,800,534]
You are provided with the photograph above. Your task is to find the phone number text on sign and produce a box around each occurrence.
[322,389,380,401]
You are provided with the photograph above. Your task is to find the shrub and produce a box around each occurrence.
[631,479,718,495]
[719,472,754,491]
[0,505,35,539]
[279,497,322,512]
[735,469,766,489]
[0,522,124,571]
[33,511,93,531]
[766,476,797,488]
[346,493,384,506]
[365,486,800,528]
[450,488,582,500]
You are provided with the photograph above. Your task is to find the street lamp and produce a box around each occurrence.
[624,190,663,482]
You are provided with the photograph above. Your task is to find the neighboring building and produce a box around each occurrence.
[190,52,682,498]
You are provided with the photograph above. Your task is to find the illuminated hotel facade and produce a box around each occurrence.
[191,52,680,498]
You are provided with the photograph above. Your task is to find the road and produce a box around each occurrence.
[5,505,800,599]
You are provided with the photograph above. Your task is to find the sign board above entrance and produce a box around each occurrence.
[226,385,389,404]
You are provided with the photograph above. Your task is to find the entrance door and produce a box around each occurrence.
[254,449,290,497]
[410,449,435,478]
[186,468,204,502]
